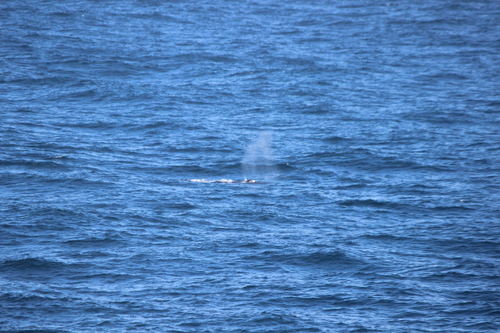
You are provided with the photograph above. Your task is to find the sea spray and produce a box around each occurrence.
[241,131,277,181]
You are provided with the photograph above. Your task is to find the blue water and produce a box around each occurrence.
[1,0,500,332]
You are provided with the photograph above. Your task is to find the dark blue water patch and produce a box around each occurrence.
[247,312,303,327]
[337,198,406,210]
[1,258,63,271]
[0,159,68,171]
[0,171,117,192]
[432,238,500,259]
[63,235,125,248]
[361,233,414,243]
[419,268,490,285]
[0,258,88,282]
[322,135,351,144]
[303,149,453,174]
[162,201,197,211]
[243,249,370,273]
[0,203,88,232]
[0,329,68,333]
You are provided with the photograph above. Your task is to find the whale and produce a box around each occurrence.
[240,179,257,183]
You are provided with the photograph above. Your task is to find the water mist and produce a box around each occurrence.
[241,131,277,181]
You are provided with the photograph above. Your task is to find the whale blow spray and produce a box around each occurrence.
[241,131,277,181]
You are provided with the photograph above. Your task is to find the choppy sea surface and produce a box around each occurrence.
[1,0,500,332]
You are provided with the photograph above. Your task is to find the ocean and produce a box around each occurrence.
[1,0,499,332]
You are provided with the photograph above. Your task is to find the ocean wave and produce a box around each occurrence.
[1,257,62,269]
[244,250,368,271]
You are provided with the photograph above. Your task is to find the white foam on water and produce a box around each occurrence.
[189,179,235,183]
[187,179,258,184]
